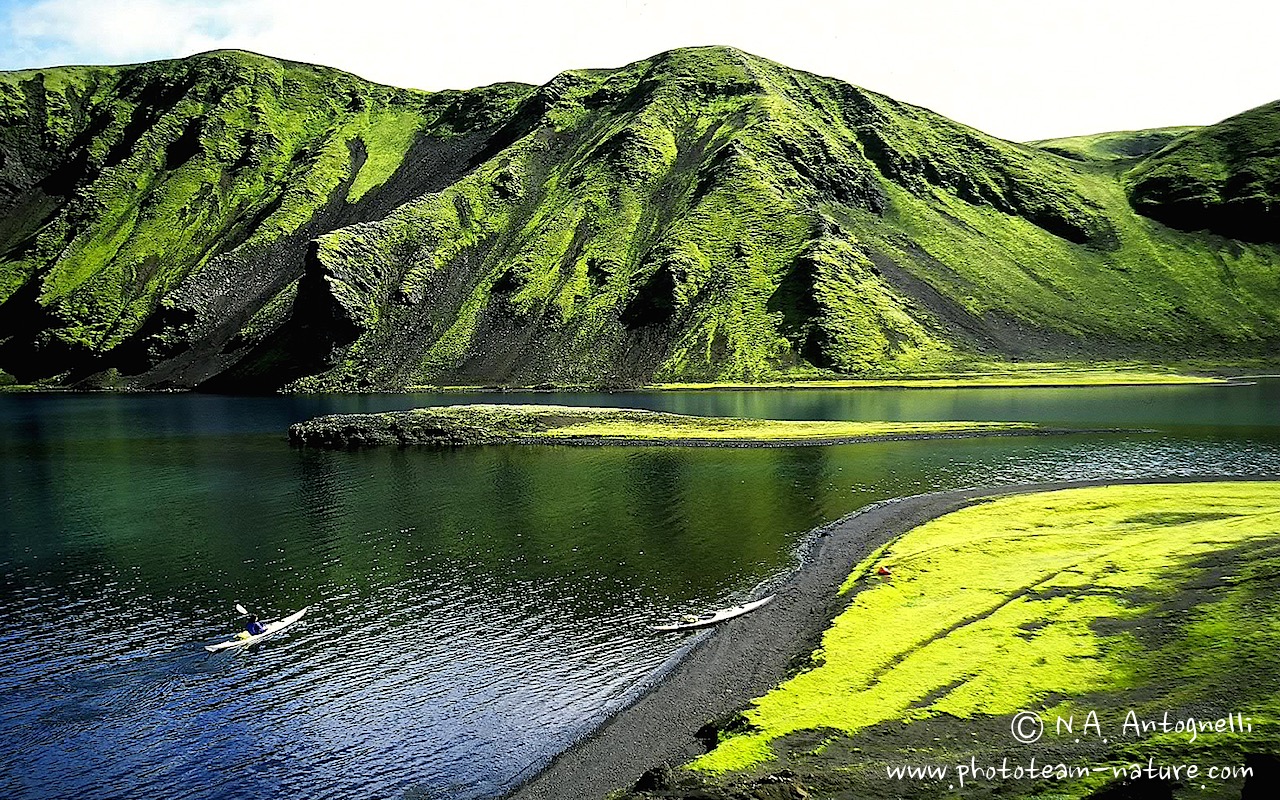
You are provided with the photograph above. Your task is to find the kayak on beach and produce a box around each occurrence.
[652,595,774,632]
[205,606,309,652]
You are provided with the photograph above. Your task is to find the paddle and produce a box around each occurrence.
[235,603,249,617]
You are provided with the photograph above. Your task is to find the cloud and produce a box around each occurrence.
[6,0,270,65]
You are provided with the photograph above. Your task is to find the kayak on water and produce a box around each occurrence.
[652,595,774,632]
[205,607,309,653]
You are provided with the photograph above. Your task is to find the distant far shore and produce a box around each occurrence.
[0,365,1254,395]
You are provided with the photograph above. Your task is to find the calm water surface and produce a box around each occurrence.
[2,381,1279,799]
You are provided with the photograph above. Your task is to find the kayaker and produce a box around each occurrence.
[245,615,267,636]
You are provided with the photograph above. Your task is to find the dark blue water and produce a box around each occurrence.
[1,381,1278,799]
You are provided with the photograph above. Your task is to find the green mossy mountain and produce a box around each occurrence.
[0,50,527,386]
[1,47,1277,390]
[1125,101,1280,243]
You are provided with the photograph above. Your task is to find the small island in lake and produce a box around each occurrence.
[288,404,1042,448]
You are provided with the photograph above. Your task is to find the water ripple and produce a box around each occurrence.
[2,384,1279,798]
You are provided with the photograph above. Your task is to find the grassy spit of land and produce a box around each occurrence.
[287,404,1043,448]
[620,481,1280,800]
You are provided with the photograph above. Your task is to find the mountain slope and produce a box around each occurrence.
[1030,126,1200,162]
[1124,100,1280,243]
[1,47,1278,390]
[0,50,528,386]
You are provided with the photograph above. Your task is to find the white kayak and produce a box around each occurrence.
[205,607,309,652]
[652,595,774,632]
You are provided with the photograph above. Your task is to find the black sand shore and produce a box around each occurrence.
[508,475,1278,800]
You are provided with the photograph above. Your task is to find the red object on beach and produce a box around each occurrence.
[877,566,892,576]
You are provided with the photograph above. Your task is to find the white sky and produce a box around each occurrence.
[1,0,1277,141]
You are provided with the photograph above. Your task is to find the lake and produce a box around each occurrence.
[2,380,1278,799]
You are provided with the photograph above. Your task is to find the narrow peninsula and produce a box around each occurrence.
[287,404,1041,448]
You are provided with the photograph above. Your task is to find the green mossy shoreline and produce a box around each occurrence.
[0,363,1241,393]
[513,480,1280,800]
[643,366,1227,390]
[287,403,1043,448]
[623,481,1280,800]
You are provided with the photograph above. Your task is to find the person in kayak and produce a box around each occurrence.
[245,615,267,636]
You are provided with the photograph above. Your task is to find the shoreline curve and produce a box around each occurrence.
[506,474,1280,800]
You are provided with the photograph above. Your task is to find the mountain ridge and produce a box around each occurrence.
[1,46,1277,390]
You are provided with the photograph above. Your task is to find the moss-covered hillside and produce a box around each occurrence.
[0,50,528,387]
[1031,126,1200,163]
[1,47,1278,390]
[1125,101,1280,243]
